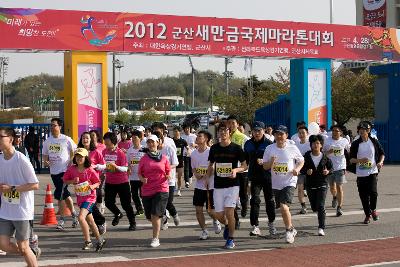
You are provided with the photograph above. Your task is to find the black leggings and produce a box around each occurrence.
[105,182,136,223]
[183,157,192,183]
[357,174,378,216]
[166,186,177,217]
[306,186,327,229]
[250,177,276,226]
[129,180,143,213]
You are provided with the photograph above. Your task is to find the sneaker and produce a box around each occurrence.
[150,238,160,248]
[165,209,171,219]
[285,228,297,244]
[235,218,240,230]
[129,222,136,231]
[249,225,261,236]
[0,250,6,256]
[332,198,338,208]
[303,190,308,198]
[371,210,380,221]
[112,213,123,226]
[336,207,343,217]
[29,234,39,251]
[31,247,41,259]
[56,219,65,230]
[98,223,107,235]
[268,221,277,236]
[95,239,106,252]
[364,215,371,224]
[176,190,182,197]
[299,206,307,214]
[199,230,209,240]
[136,210,144,217]
[318,228,325,236]
[224,238,235,249]
[223,226,229,240]
[82,241,93,250]
[72,217,79,228]
[173,215,180,226]
[161,221,169,230]
[213,219,222,234]
[185,182,190,188]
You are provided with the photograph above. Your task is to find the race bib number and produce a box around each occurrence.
[49,144,62,153]
[176,147,182,156]
[130,158,140,166]
[2,191,20,204]
[74,181,91,196]
[216,163,232,177]
[273,163,289,175]
[359,161,372,170]
[332,147,342,157]
[196,166,208,175]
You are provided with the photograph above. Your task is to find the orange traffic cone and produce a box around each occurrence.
[57,200,72,217]
[41,184,58,225]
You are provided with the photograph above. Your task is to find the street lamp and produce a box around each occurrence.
[113,59,124,112]
[207,73,217,112]
[224,58,233,94]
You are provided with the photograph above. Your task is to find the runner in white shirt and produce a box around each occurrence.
[0,126,39,267]
[263,125,304,244]
[153,131,180,230]
[264,125,275,143]
[294,126,310,215]
[323,125,350,217]
[290,121,306,143]
[127,130,145,216]
[42,118,78,230]
[191,130,221,240]
[182,124,197,188]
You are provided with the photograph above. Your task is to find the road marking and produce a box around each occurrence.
[0,256,130,267]
[336,236,395,244]
[351,260,400,267]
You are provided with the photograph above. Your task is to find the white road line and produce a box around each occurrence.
[0,256,131,267]
[336,236,395,244]
[119,207,400,228]
[351,260,400,267]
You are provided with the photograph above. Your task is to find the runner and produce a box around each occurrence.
[77,132,107,234]
[24,126,41,174]
[264,125,275,143]
[89,130,106,214]
[63,148,106,251]
[263,125,304,244]
[182,124,197,188]
[172,126,188,196]
[294,126,310,214]
[349,121,385,224]
[42,118,78,230]
[302,135,333,236]
[89,130,106,153]
[291,121,306,143]
[138,135,171,247]
[117,130,132,153]
[191,130,221,240]
[151,122,177,152]
[207,122,247,249]
[244,121,277,237]
[323,125,350,216]
[153,131,180,230]
[102,132,136,231]
[0,126,39,267]
[126,130,145,216]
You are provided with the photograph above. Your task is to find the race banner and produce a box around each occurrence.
[363,0,386,28]
[1,7,400,61]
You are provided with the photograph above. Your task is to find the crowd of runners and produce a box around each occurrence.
[0,116,385,267]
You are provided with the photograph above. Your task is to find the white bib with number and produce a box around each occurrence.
[273,163,289,175]
[2,191,20,204]
[74,181,91,196]
[216,163,232,177]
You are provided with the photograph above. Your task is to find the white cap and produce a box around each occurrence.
[137,126,145,132]
[146,134,159,143]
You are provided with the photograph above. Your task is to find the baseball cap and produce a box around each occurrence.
[14,129,22,136]
[273,125,288,134]
[146,135,159,143]
[252,121,265,130]
[358,121,371,130]
[75,148,88,157]
[137,126,145,132]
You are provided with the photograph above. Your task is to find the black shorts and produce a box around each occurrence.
[51,172,71,200]
[273,186,295,206]
[142,192,169,220]
[193,188,215,210]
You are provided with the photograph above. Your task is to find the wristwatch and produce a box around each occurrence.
[11,186,16,193]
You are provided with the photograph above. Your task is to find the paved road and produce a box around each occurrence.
[1,165,400,266]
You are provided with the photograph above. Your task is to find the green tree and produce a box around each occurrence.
[331,68,375,125]
[114,110,131,125]
[138,108,162,124]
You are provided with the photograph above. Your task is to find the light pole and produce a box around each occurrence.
[207,73,217,112]
[329,0,333,24]
[0,57,9,110]
[113,59,124,112]
[188,56,196,108]
[224,58,233,94]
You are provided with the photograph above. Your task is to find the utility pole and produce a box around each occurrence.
[330,0,333,24]
[113,58,124,112]
[188,56,195,108]
[112,54,116,113]
[224,58,233,94]
[207,73,217,112]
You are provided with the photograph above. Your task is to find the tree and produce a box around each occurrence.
[331,68,375,125]
[138,108,162,124]
[114,110,131,125]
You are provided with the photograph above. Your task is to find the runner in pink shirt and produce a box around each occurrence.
[138,135,171,248]
[89,130,106,153]
[117,130,132,153]
[63,148,106,252]
[102,132,136,231]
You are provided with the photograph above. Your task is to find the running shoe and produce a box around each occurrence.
[299,206,307,214]
[150,238,160,248]
[285,228,297,244]
[268,221,277,235]
[213,219,222,234]
[31,247,41,259]
[95,239,106,252]
[98,223,107,235]
[364,215,371,224]
[371,210,380,221]
[56,219,65,230]
[223,226,229,240]
[318,228,325,236]
[199,230,209,240]
[82,241,93,250]
[176,190,182,197]
[0,250,6,256]
[112,213,123,226]
[336,207,343,217]
[224,239,235,249]
[72,217,79,228]
[136,210,144,217]
[249,225,261,236]
[173,215,180,226]
[161,221,169,230]
[129,222,137,231]
[185,182,190,188]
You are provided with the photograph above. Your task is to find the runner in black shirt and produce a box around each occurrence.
[173,126,188,196]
